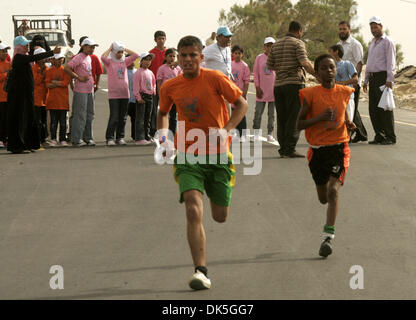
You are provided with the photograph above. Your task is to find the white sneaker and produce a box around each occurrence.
[253,135,261,142]
[49,140,58,147]
[116,139,127,146]
[188,270,211,290]
[60,141,69,146]
[240,136,247,143]
[135,140,151,146]
[73,141,87,147]
[0,141,5,148]
[86,140,96,146]
[267,135,276,142]
[107,140,116,146]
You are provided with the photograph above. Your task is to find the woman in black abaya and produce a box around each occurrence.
[6,36,60,153]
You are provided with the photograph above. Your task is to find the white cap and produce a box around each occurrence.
[369,16,382,25]
[53,53,65,60]
[0,43,11,50]
[112,41,125,53]
[81,38,99,47]
[264,37,276,44]
[34,47,46,55]
[140,52,155,60]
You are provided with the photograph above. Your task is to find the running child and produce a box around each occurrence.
[45,53,71,146]
[157,36,248,290]
[231,45,250,141]
[156,48,181,137]
[133,52,156,145]
[101,42,139,146]
[296,54,356,258]
[253,37,276,142]
[0,43,11,148]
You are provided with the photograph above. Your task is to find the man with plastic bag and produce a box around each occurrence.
[363,16,396,145]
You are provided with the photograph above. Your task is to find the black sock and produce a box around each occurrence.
[195,266,208,277]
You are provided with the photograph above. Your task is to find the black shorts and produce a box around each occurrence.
[307,143,350,186]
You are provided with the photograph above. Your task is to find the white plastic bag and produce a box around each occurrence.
[378,85,396,111]
[346,96,355,121]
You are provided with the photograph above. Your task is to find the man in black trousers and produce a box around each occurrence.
[267,21,315,158]
[363,16,397,145]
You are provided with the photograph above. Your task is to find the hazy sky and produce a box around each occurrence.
[1,0,414,66]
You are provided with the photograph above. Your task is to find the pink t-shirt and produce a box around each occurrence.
[231,61,250,108]
[101,54,139,99]
[253,53,276,102]
[67,53,94,94]
[156,64,182,84]
[133,68,156,101]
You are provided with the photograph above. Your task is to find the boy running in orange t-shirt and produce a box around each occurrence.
[297,54,356,258]
[157,36,248,290]
[45,54,71,146]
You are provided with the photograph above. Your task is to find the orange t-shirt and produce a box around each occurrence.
[159,68,242,155]
[299,84,354,146]
[45,66,71,110]
[0,60,11,103]
[32,64,49,107]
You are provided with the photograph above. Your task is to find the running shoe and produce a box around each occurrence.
[188,270,211,290]
[319,237,333,258]
[60,141,69,146]
[49,140,58,147]
[0,141,4,148]
[107,140,116,146]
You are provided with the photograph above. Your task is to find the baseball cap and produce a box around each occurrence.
[217,26,233,37]
[0,43,11,50]
[53,53,65,59]
[140,52,155,60]
[34,47,46,55]
[369,16,382,25]
[81,38,99,47]
[112,41,125,53]
[264,37,276,44]
[14,36,31,47]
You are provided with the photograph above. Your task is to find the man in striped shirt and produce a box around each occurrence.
[267,21,315,158]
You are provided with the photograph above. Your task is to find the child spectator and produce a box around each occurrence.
[253,37,277,142]
[101,42,139,146]
[32,47,49,146]
[296,54,356,258]
[133,53,156,145]
[126,54,137,141]
[149,31,167,139]
[156,48,181,137]
[64,38,99,147]
[231,45,250,141]
[45,53,71,146]
[0,43,11,148]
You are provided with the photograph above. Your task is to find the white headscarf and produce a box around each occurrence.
[110,41,125,63]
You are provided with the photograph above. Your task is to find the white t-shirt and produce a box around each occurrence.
[338,35,364,85]
[202,43,232,78]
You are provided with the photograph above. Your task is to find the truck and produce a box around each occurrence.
[12,15,74,53]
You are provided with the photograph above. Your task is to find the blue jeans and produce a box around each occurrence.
[106,98,128,141]
[71,92,94,143]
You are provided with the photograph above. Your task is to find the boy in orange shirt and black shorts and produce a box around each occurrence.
[297,54,356,258]
[157,36,248,290]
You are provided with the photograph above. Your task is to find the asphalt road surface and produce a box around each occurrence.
[0,77,415,300]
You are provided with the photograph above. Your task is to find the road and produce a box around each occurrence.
[0,77,415,300]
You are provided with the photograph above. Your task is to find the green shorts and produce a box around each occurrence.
[173,152,236,207]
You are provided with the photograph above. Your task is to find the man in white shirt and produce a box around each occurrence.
[202,26,233,79]
[338,20,368,143]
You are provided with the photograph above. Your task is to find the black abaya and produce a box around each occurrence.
[7,51,54,153]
